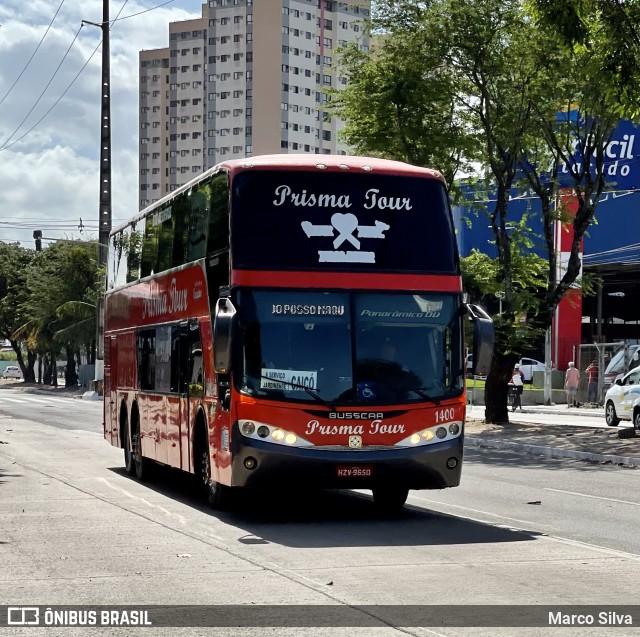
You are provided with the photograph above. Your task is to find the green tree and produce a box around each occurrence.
[0,243,37,381]
[332,0,640,422]
[19,240,100,387]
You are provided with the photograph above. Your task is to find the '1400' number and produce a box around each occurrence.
[435,408,455,423]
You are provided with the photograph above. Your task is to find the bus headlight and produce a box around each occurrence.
[449,423,460,436]
[238,420,313,447]
[241,421,256,435]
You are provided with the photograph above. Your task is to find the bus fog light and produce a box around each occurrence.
[285,433,297,445]
[244,456,257,470]
[422,430,435,441]
[272,429,285,441]
[449,423,460,435]
[241,421,255,435]
[257,425,269,438]
[436,427,447,439]
[410,433,421,444]
[446,457,458,469]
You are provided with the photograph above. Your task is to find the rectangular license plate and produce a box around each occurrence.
[336,465,373,478]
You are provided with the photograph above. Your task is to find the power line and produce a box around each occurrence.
[0,0,181,152]
[0,39,101,153]
[0,25,83,150]
[0,0,66,107]
[112,0,177,23]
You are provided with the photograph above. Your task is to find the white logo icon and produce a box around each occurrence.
[301,213,390,263]
[8,607,40,625]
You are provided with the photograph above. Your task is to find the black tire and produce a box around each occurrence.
[634,410,640,432]
[198,438,233,510]
[131,414,151,481]
[605,401,620,427]
[122,412,136,476]
[372,486,409,513]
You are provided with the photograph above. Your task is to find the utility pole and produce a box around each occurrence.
[82,0,112,266]
[82,0,111,394]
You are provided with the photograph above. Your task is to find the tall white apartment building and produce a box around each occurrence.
[138,0,371,209]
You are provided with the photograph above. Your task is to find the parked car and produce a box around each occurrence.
[604,367,640,427]
[517,357,545,383]
[603,345,640,389]
[1,365,22,379]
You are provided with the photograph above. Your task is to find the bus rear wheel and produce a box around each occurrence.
[131,417,151,481]
[123,413,135,476]
[199,448,233,510]
[372,486,409,513]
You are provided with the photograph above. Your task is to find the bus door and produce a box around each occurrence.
[163,324,185,469]
[106,334,117,445]
[176,321,191,471]
[187,321,205,473]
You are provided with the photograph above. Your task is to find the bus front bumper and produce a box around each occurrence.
[231,429,463,490]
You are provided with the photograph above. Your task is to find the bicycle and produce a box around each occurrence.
[508,384,522,412]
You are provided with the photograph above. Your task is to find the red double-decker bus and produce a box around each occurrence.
[103,154,493,510]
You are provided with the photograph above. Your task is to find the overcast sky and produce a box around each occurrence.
[0,0,203,248]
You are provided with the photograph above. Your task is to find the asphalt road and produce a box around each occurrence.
[1,388,639,637]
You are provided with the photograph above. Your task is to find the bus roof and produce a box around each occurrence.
[219,154,446,181]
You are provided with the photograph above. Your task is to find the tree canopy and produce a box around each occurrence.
[0,240,100,385]
[331,0,640,421]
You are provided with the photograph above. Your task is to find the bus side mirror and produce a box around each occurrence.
[213,298,237,374]
[466,303,494,376]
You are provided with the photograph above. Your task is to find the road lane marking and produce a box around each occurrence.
[96,477,187,523]
[407,495,640,562]
[544,487,640,506]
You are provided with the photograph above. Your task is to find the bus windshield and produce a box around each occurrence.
[235,290,464,406]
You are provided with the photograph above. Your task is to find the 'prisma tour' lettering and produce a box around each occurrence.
[273,185,351,209]
[272,185,414,212]
[305,420,406,436]
[142,278,188,319]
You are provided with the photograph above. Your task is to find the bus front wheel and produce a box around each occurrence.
[199,447,233,510]
[372,486,409,512]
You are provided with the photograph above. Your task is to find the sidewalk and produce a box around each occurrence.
[465,407,640,467]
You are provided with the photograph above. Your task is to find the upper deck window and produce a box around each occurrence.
[231,170,458,275]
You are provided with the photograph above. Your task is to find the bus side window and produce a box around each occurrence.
[172,195,190,268]
[137,329,156,391]
[127,225,142,282]
[156,206,175,273]
[207,172,229,255]
[141,215,159,278]
[188,189,210,262]
[189,323,204,396]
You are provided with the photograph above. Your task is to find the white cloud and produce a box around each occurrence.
[0,0,201,247]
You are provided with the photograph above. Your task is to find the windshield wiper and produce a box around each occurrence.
[408,387,441,404]
[258,375,336,411]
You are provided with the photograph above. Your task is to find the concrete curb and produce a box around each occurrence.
[466,436,640,467]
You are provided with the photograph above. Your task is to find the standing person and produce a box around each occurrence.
[565,361,580,407]
[586,360,599,404]
[509,364,524,412]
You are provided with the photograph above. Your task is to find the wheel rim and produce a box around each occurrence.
[606,404,614,423]
[201,450,211,487]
